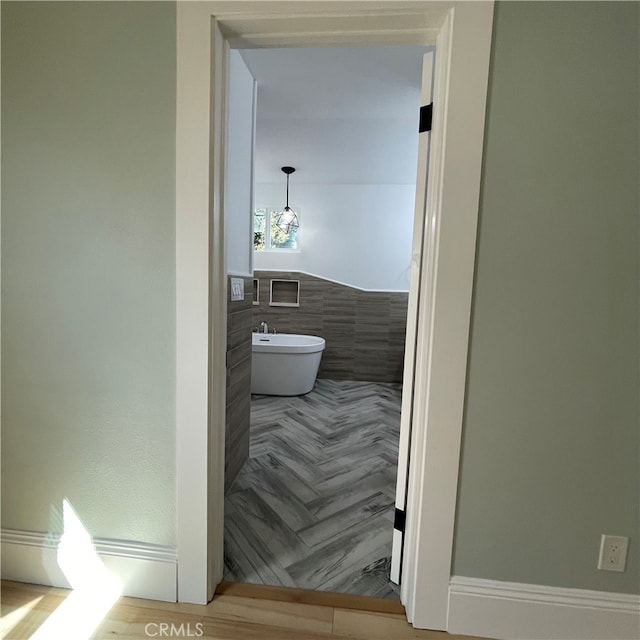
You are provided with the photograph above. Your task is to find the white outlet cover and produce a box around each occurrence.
[597,534,629,572]
[230,277,244,301]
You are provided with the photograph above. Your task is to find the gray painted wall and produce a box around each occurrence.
[454,1,639,594]
[1,1,177,546]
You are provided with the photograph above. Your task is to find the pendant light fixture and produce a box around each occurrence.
[274,166,299,234]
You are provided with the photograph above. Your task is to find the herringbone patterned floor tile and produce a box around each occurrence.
[223,379,401,599]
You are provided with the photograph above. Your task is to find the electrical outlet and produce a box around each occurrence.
[597,535,629,572]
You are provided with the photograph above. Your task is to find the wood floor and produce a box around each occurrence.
[224,379,402,598]
[1,580,487,639]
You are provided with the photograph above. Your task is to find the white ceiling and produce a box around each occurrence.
[240,46,431,186]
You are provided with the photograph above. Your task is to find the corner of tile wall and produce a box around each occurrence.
[225,275,254,491]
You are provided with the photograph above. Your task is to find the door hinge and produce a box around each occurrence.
[394,508,406,533]
[419,103,433,133]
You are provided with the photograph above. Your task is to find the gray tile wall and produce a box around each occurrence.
[253,271,408,383]
[225,276,253,492]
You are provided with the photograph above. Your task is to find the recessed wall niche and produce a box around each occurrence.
[269,279,300,307]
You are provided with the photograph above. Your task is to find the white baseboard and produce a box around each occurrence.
[1,528,177,602]
[448,576,640,640]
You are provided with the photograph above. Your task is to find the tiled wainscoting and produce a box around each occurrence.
[253,271,408,383]
[225,276,254,492]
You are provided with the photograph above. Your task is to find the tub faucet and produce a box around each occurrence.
[259,321,269,334]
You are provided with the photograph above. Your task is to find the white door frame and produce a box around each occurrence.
[176,1,494,630]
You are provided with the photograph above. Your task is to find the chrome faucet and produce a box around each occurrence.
[259,321,269,334]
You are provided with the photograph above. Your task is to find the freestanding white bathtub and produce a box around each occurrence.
[251,333,326,396]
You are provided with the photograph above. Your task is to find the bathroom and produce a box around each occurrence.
[222,45,427,599]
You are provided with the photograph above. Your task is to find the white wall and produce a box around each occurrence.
[225,50,256,276]
[253,182,415,291]
[246,45,424,291]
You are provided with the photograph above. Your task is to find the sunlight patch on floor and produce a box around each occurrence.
[29,500,122,639]
[0,595,44,638]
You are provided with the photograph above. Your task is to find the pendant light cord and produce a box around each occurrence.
[286,173,290,210]
[281,166,295,212]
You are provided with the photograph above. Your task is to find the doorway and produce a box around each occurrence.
[222,44,430,599]
[175,2,494,631]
